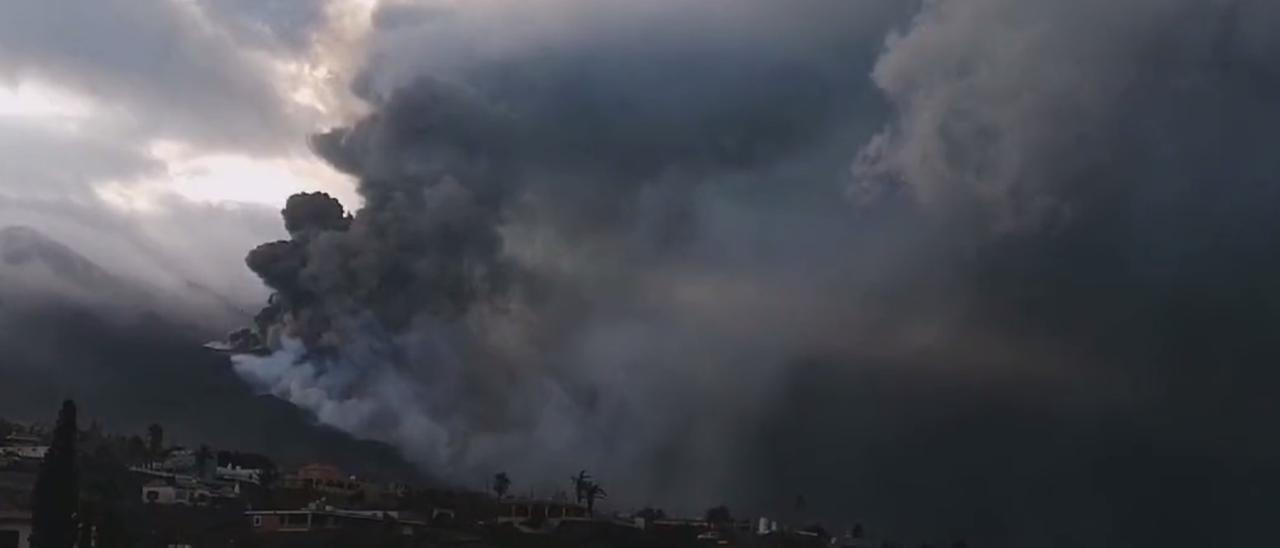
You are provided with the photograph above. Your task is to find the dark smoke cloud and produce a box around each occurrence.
[236,0,910,497]
[840,0,1280,544]
[232,0,1280,545]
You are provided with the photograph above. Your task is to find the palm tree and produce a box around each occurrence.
[146,424,163,457]
[583,482,606,515]
[570,470,592,504]
[492,472,511,499]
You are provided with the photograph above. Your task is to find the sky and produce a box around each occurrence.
[0,0,371,302]
[4,1,1280,546]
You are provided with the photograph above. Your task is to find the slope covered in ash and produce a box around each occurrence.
[0,225,416,477]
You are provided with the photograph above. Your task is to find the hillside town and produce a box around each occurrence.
[1,402,965,548]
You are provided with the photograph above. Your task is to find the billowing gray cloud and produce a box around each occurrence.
[841,0,1280,544]
[0,0,314,151]
[234,0,921,507]
[0,119,161,198]
[0,0,342,306]
[225,0,1280,546]
[0,193,282,310]
[2,0,1278,545]
[194,0,337,53]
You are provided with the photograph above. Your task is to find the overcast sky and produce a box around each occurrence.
[0,0,373,302]
[4,2,1280,546]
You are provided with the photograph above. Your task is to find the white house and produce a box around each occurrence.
[141,481,212,506]
[160,449,197,472]
[0,510,31,548]
[0,446,48,460]
[216,465,262,484]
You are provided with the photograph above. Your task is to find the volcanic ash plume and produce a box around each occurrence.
[225,0,1280,542]
[226,0,1124,510]
[233,86,530,469]
[224,0,906,495]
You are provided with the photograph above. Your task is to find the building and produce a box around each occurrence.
[495,499,593,534]
[245,508,428,536]
[0,446,47,461]
[0,434,41,447]
[142,480,210,506]
[281,463,369,498]
[215,465,261,485]
[159,448,197,472]
[140,474,241,507]
[0,498,30,548]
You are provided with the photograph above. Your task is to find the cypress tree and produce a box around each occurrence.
[30,400,79,548]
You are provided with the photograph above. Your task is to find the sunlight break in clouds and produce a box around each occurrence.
[0,80,95,124]
[95,140,356,211]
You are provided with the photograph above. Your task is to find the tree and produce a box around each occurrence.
[79,443,134,548]
[31,400,79,548]
[570,470,592,504]
[637,507,667,522]
[583,482,606,515]
[195,445,213,479]
[146,424,163,457]
[124,436,146,464]
[347,489,367,507]
[704,505,733,525]
[492,472,511,499]
[567,469,607,514]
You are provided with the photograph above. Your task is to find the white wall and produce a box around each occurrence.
[142,485,192,505]
[0,515,31,548]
